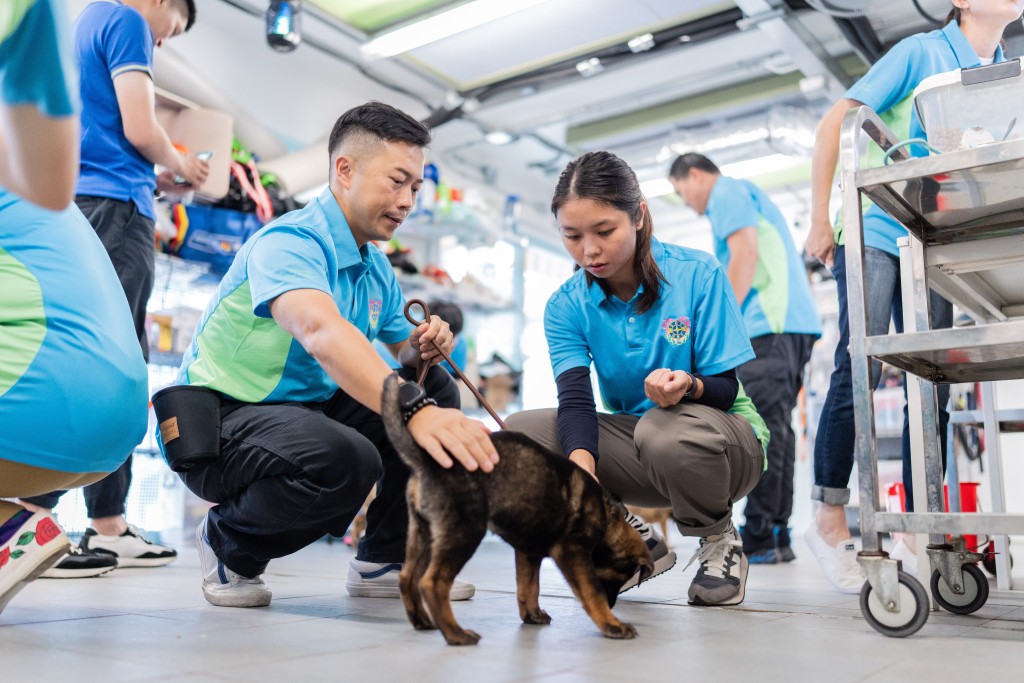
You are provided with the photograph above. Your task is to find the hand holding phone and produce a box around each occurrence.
[174,150,213,185]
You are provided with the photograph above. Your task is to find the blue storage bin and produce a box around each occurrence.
[176,204,263,273]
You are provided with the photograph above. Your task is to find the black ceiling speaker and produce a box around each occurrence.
[266,0,302,52]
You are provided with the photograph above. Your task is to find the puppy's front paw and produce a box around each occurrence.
[522,608,552,625]
[444,628,481,646]
[601,621,638,639]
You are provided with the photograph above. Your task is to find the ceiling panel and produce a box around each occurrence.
[404,0,732,88]
[308,0,454,33]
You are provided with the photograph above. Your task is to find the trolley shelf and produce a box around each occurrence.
[863,320,1024,382]
[949,408,1024,431]
[856,138,1024,246]
[874,512,1024,536]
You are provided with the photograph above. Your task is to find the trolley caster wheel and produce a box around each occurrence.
[931,564,989,615]
[859,571,929,638]
[982,539,1013,577]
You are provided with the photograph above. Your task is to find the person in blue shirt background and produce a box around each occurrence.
[0,0,148,614]
[669,153,821,565]
[507,151,767,607]
[803,0,1022,593]
[21,0,209,576]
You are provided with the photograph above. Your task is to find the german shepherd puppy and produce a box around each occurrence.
[381,374,654,646]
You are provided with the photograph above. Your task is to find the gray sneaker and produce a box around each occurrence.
[619,508,677,594]
[686,523,747,606]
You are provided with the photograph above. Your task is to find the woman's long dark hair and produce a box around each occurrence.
[551,151,667,314]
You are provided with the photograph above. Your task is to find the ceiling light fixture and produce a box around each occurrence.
[576,57,604,78]
[485,131,514,145]
[266,0,302,52]
[627,32,655,53]
[360,0,547,59]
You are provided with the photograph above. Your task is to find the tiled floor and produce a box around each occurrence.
[2,525,1021,683]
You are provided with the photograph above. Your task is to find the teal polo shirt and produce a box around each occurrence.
[839,20,1003,256]
[1,0,148,473]
[545,238,769,453]
[705,176,822,340]
[177,188,413,403]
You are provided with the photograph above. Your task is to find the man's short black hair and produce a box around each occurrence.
[327,101,432,162]
[175,0,197,31]
[668,153,720,179]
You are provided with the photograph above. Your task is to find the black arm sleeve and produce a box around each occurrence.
[554,366,600,463]
[690,368,739,411]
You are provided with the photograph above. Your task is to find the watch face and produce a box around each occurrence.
[397,381,426,408]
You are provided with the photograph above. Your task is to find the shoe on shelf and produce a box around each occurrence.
[619,508,678,593]
[803,523,864,594]
[81,524,177,568]
[345,559,475,600]
[686,522,747,606]
[196,518,271,608]
[41,544,118,579]
[0,510,70,615]
[890,537,919,576]
[774,526,796,563]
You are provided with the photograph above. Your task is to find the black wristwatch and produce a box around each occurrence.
[398,381,437,423]
[682,372,698,400]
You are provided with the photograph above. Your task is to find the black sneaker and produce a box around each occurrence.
[81,525,177,568]
[41,544,118,579]
[618,508,677,593]
[740,522,777,564]
[686,523,747,606]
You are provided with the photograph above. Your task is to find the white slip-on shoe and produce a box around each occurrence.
[803,523,865,594]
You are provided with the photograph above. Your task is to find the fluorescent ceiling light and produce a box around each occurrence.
[721,153,803,178]
[361,0,547,59]
[575,57,604,78]
[640,178,674,198]
[627,33,655,53]
[485,130,514,145]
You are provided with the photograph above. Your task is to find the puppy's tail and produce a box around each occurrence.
[381,373,428,473]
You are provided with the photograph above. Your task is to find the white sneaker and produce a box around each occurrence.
[81,524,177,568]
[890,537,918,576]
[345,558,475,600]
[803,524,864,594]
[196,518,272,608]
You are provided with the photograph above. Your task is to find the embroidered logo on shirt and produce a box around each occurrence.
[369,299,382,329]
[661,316,691,346]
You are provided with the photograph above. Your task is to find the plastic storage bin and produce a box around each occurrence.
[913,59,1023,153]
[176,204,264,273]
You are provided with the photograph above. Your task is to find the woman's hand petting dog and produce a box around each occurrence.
[409,314,454,365]
[644,368,692,408]
[407,405,499,473]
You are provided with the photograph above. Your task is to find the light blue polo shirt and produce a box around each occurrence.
[1,0,148,473]
[705,176,822,340]
[840,20,1002,256]
[177,188,413,404]
[75,1,159,220]
[545,238,769,453]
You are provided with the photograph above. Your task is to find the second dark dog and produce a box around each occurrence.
[381,374,654,645]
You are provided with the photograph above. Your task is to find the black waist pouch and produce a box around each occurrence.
[152,385,221,472]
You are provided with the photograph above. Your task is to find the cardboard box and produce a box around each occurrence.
[155,94,234,201]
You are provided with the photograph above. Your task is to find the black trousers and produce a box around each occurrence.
[180,365,459,579]
[23,196,154,518]
[737,333,817,549]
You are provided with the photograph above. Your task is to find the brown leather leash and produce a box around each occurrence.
[404,298,506,429]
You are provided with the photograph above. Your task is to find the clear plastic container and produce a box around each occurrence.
[912,59,1023,153]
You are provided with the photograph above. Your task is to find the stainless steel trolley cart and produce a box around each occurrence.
[839,106,1024,637]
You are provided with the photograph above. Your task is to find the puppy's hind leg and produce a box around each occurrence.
[515,551,550,625]
[400,510,435,630]
[551,544,637,640]
[420,526,486,646]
